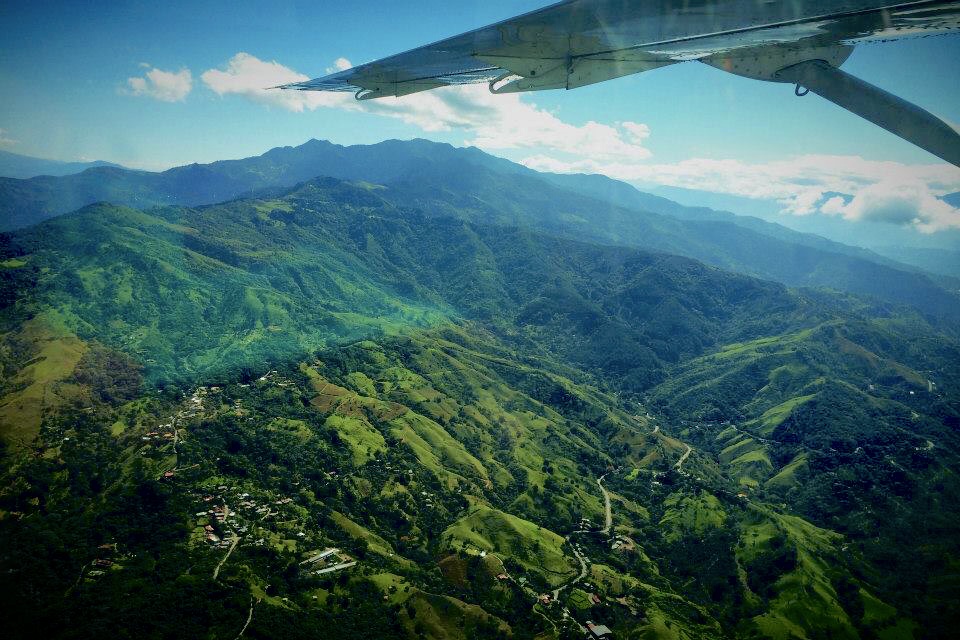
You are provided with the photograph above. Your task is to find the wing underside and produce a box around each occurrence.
[283,1,960,97]
[281,0,960,164]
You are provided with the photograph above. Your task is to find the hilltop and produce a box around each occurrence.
[2,138,957,320]
[0,149,123,180]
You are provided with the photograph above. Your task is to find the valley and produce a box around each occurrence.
[0,140,958,639]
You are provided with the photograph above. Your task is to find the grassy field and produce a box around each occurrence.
[0,315,88,445]
[330,510,414,569]
[441,505,574,587]
[399,591,511,639]
[658,491,727,543]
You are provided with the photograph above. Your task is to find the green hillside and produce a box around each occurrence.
[1,171,958,639]
[646,320,960,634]
[2,138,956,320]
[2,177,814,394]
[4,322,924,639]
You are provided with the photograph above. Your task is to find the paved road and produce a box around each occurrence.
[675,444,693,474]
[64,560,92,596]
[171,422,184,468]
[233,597,259,640]
[531,605,558,634]
[213,534,240,580]
[597,475,612,535]
[723,422,783,447]
[490,553,536,599]
[551,474,614,599]
[552,538,589,600]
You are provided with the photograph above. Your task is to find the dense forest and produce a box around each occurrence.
[1,141,958,639]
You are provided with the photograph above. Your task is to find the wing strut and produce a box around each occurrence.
[776,60,960,167]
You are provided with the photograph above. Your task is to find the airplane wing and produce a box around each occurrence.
[281,1,960,165]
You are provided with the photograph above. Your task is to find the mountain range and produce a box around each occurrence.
[2,139,958,322]
[1,139,958,639]
[644,183,960,279]
[0,149,123,180]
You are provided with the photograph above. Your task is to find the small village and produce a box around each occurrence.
[106,370,642,637]
[130,377,365,582]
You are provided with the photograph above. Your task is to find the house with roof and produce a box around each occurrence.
[586,621,613,638]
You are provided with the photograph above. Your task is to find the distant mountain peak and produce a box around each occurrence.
[2,137,956,319]
[0,149,124,180]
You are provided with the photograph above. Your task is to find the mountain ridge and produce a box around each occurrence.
[0,149,123,180]
[3,138,956,323]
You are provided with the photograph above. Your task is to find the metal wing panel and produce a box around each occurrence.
[278,1,581,94]
[281,1,960,97]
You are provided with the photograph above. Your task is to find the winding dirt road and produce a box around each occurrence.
[552,539,589,600]
[551,474,614,599]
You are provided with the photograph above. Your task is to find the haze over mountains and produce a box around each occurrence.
[2,139,958,322]
[645,184,960,279]
[2,138,959,639]
[0,149,123,180]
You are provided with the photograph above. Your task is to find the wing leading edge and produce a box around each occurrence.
[281,0,960,165]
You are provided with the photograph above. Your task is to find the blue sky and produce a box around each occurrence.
[1,0,959,238]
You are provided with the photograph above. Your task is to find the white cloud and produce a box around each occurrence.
[0,128,16,147]
[200,52,353,112]
[818,180,959,232]
[326,57,353,74]
[200,52,652,164]
[126,66,193,102]
[522,153,960,233]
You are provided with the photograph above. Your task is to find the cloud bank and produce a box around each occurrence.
[522,154,960,232]
[0,128,17,147]
[127,66,193,102]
